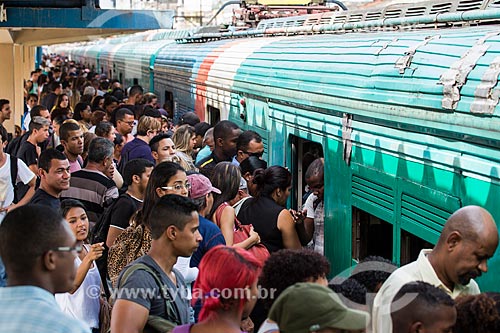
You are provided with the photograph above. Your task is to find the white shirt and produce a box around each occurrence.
[0,154,35,223]
[372,249,480,333]
[55,246,101,329]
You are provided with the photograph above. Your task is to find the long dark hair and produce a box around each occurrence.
[209,162,241,219]
[252,166,291,200]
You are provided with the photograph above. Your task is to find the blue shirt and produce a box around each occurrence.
[121,137,155,164]
[0,286,90,333]
[190,215,225,268]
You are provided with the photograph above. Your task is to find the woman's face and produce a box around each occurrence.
[82,106,92,122]
[276,185,291,206]
[189,134,197,150]
[157,170,189,198]
[60,95,69,109]
[65,207,89,241]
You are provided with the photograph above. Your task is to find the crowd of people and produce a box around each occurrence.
[0,56,499,333]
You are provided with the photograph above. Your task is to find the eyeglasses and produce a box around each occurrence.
[243,151,264,158]
[161,182,191,192]
[52,245,83,254]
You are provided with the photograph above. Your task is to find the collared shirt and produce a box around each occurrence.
[0,285,90,333]
[372,249,480,333]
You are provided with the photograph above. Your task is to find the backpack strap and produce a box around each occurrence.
[9,156,18,203]
[119,263,181,325]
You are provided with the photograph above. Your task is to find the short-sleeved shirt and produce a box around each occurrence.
[116,255,191,325]
[0,154,35,223]
[29,188,61,211]
[109,193,142,230]
[119,138,154,172]
[16,141,38,168]
[372,249,480,333]
[190,215,226,268]
[0,286,90,333]
[303,193,324,254]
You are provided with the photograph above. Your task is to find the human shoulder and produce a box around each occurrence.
[196,153,214,168]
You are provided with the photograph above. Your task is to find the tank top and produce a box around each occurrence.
[237,196,284,253]
[55,244,101,329]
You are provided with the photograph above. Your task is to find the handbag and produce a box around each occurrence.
[215,203,270,264]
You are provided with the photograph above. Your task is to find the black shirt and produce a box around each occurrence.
[29,189,61,211]
[16,141,38,167]
[109,193,142,230]
[195,152,227,180]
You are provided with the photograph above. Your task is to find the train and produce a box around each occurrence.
[54,0,500,290]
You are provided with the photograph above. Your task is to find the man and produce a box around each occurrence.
[391,281,456,333]
[195,127,214,164]
[22,94,38,132]
[193,122,211,150]
[149,133,177,164]
[179,112,200,127]
[0,205,90,333]
[17,116,51,174]
[30,148,70,210]
[40,81,62,111]
[187,173,225,268]
[0,131,36,223]
[21,104,51,139]
[268,283,369,333]
[61,137,119,224]
[118,115,161,172]
[372,205,499,333]
[196,120,240,179]
[111,195,202,331]
[106,158,154,248]
[28,70,40,94]
[59,122,84,173]
[113,108,135,143]
[232,130,264,166]
[298,158,324,252]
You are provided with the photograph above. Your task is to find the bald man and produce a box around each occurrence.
[372,205,498,333]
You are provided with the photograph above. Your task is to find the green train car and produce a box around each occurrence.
[64,0,500,290]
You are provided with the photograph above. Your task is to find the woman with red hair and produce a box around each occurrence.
[173,245,262,333]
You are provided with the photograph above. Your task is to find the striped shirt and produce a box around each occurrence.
[0,286,90,333]
[61,169,119,223]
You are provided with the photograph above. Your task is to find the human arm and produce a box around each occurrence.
[68,243,104,294]
[218,205,259,249]
[277,209,302,249]
[111,299,149,333]
[106,226,124,249]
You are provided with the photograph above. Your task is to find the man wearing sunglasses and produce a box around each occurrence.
[0,204,90,332]
[232,130,264,167]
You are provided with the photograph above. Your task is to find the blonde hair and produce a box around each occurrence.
[136,115,161,136]
[173,124,195,154]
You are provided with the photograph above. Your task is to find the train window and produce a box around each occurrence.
[400,229,433,265]
[208,105,220,125]
[164,91,173,118]
[352,207,392,261]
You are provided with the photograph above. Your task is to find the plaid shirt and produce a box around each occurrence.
[0,286,90,333]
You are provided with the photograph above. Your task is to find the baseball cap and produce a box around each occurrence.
[187,173,221,199]
[268,283,370,332]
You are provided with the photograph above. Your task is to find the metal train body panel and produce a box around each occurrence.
[60,8,500,290]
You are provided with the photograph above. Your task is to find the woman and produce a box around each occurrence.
[91,95,105,111]
[108,162,198,287]
[73,102,92,131]
[238,166,301,252]
[173,246,262,333]
[52,93,73,116]
[239,156,268,197]
[56,199,105,333]
[209,162,260,249]
[172,124,197,172]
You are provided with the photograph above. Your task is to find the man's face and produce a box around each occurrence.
[1,103,11,121]
[138,166,153,194]
[51,223,79,293]
[62,129,84,155]
[35,125,50,143]
[172,212,202,257]
[205,136,214,151]
[306,174,324,201]
[238,139,264,162]
[117,114,135,135]
[419,305,456,333]
[41,158,71,193]
[219,128,240,159]
[449,235,498,286]
[154,138,176,163]
[39,109,50,120]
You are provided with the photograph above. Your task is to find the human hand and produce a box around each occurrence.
[249,226,260,245]
[85,242,105,262]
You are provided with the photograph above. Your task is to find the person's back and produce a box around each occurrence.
[0,205,90,333]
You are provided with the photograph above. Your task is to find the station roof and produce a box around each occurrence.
[0,2,174,45]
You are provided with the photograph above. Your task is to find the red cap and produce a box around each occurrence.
[187,174,221,199]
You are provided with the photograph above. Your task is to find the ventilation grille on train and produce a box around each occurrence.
[257,0,489,30]
[352,175,394,220]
